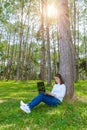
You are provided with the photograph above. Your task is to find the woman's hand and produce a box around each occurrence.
[45,92,56,97]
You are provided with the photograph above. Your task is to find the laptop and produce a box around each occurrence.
[37,82,46,94]
[37,82,55,97]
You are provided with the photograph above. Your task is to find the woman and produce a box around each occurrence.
[20,73,66,114]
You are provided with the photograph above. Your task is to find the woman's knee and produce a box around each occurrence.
[38,93,45,99]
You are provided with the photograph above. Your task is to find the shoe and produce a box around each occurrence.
[20,100,26,107]
[20,105,31,114]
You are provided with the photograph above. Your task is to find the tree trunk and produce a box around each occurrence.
[73,0,77,82]
[58,0,75,99]
[46,0,51,85]
[84,15,87,78]
[57,14,60,72]
[6,31,11,80]
[52,30,57,75]
[73,0,76,53]
[40,0,46,81]
[16,1,24,81]
[76,4,80,80]
[26,39,32,80]
[21,2,31,80]
[6,28,16,80]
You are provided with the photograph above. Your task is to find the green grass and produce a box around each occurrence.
[0,80,87,130]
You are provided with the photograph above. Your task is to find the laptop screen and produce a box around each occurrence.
[37,82,45,93]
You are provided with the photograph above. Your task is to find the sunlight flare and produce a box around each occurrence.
[47,4,57,18]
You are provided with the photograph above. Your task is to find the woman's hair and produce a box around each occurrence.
[55,73,64,84]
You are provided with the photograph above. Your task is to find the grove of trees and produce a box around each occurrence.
[0,0,87,99]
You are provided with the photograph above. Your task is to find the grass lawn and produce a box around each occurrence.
[0,80,87,130]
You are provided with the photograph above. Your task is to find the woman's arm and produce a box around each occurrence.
[45,92,56,97]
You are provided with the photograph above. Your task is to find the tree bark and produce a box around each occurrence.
[6,31,11,80]
[73,0,77,82]
[46,0,51,85]
[52,30,57,75]
[40,0,46,81]
[58,0,75,99]
[16,1,24,81]
[76,4,80,80]
[84,15,87,78]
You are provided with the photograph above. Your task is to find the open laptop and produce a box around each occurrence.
[37,82,55,97]
[37,82,46,94]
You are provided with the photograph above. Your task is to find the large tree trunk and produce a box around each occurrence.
[58,0,75,99]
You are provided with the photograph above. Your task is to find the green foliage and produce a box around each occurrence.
[79,58,86,71]
[0,80,87,130]
[0,41,8,60]
[0,0,87,80]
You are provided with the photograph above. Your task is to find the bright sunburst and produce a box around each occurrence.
[47,4,57,18]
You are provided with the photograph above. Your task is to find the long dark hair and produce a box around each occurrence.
[55,73,64,84]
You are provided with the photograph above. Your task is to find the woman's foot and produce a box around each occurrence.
[20,100,31,114]
[20,100,26,106]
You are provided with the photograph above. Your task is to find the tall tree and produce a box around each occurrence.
[21,2,31,80]
[46,0,51,85]
[16,1,24,81]
[84,11,87,77]
[73,0,77,81]
[40,0,46,81]
[52,30,57,75]
[76,3,80,80]
[58,0,75,99]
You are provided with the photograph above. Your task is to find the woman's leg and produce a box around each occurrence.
[27,93,61,110]
[41,94,61,106]
[27,94,43,109]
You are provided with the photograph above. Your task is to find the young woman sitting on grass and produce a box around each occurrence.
[20,73,66,114]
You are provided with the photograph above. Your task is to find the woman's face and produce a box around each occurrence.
[54,76,61,84]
